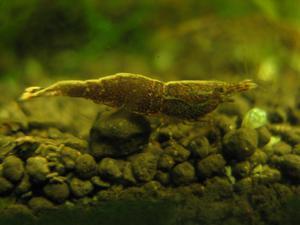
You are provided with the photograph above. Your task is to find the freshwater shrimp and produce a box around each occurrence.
[20,73,256,120]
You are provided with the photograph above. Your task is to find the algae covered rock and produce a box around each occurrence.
[232,161,251,178]
[249,149,267,166]
[60,147,81,170]
[91,176,111,189]
[197,154,226,179]
[252,165,281,184]
[70,177,94,198]
[28,197,55,212]
[89,110,151,159]
[172,161,196,185]
[75,153,97,179]
[272,141,292,156]
[223,128,257,160]
[256,126,271,147]
[164,141,190,163]
[15,174,32,195]
[98,158,122,181]
[2,155,24,183]
[277,154,300,182]
[121,161,137,184]
[0,176,14,195]
[155,171,170,185]
[157,154,175,171]
[131,153,157,182]
[188,137,215,159]
[43,182,70,203]
[26,156,50,182]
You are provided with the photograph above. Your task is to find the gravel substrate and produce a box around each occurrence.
[1,86,300,225]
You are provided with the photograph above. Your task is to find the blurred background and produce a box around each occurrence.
[1,0,300,86]
[1,0,300,132]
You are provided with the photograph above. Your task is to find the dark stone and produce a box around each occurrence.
[249,149,267,166]
[131,153,157,182]
[278,154,300,182]
[197,154,226,179]
[233,161,251,178]
[75,154,97,179]
[256,126,271,147]
[268,108,287,123]
[98,158,122,181]
[2,156,24,183]
[15,174,32,195]
[91,176,111,189]
[26,156,50,183]
[187,136,216,159]
[89,110,151,159]
[43,182,70,203]
[0,176,14,195]
[157,154,175,171]
[252,165,281,184]
[223,128,257,161]
[70,177,94,198]
[172,162,196,185]
[28,197,54,212]
[273,141,292,156]
[164,141,190,163]
[155,171,170,185]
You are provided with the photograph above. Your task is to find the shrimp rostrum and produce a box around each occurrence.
[20,73,257,120]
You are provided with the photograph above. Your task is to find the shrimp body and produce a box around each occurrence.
[20,73,256,120]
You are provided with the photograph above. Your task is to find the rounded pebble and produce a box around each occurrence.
[26,156,50,182]
[0,176,14,195]
[75,154,97,179]
[43,182,70,203]
[98,158,122,181]
[28,197,55,212]
[70,177,94,198]
[89,111,151,158]
[197,154,226,179]
[223,128,257,160]
[2,156,24,183]
[157,154,175,171]
[131,153,157,182]
[172,162,196,185]
[164,142,190,163]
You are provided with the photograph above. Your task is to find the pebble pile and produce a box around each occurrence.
[0,96,300,224]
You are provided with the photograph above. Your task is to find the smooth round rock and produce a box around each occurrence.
[256,126,271,147]
[157,154,175,171]
[273,142,292,156]
[28,197,54,212]
[131,153,157,182]
[70,177,94,198]
[2,156,24,183]
[75,154,97,179]
[172,162,196,185]
[43,182,70,203]
[15,174,31,195]
[197,154,226,179]
[233,161,251,178]
[98,158,122,181]
[164,142,190,163]
[223,128,257,160]
[278,154,300,182]
[188,137,215,159]
[26,156,50,182]
[89,110,151,159]
[0,176,14,195]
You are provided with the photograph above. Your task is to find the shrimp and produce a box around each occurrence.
[20,73,257,120]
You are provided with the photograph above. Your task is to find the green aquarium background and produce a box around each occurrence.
[1,1,300,225]
[1,0,300,87]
